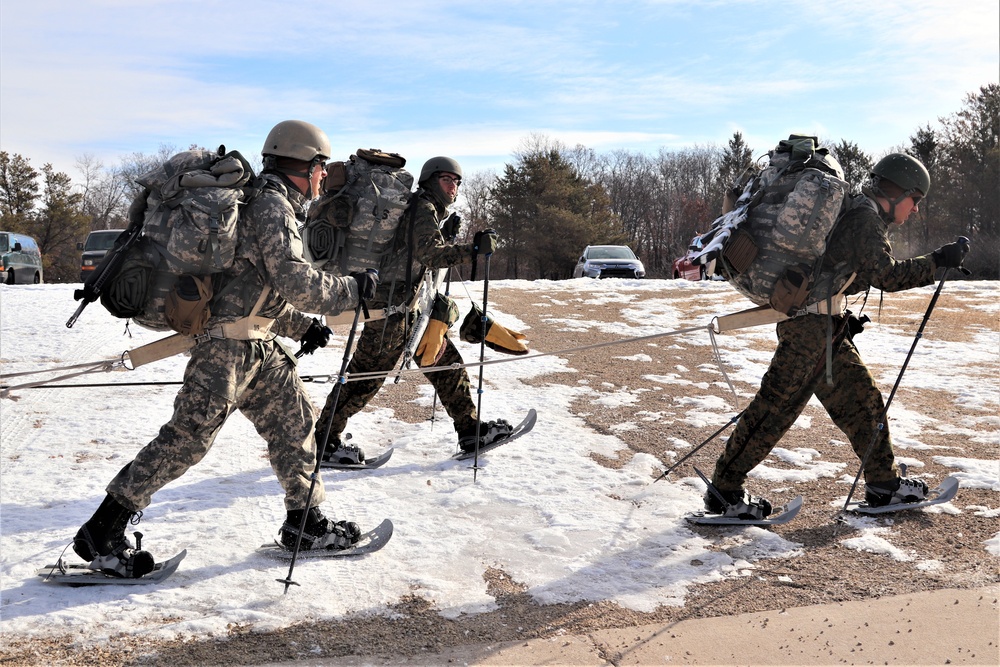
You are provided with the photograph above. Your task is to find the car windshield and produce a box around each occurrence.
[588,247,635,260]
[0,236,8,253]
[85,232,121,251]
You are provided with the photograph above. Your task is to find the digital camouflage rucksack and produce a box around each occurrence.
[99,146,259,334]
[302,148,414,278]
[691,135,852,315]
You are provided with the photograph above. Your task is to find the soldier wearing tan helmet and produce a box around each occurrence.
[73,121,380,576]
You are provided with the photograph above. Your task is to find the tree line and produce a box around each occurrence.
[1,85,996,284]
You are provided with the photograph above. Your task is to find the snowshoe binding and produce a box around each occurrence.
[320,435,365,465]
[864,466,929,508]
[279,507,362,551]
[704,488,774,520]
[73,494,155,579]
[457,419,514,453]
[697,468,773,520]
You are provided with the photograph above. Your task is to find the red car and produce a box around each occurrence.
[672,236,714,280]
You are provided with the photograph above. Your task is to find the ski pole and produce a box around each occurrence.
[470,234,496,481]
[428,266,454,429]
[653,410,744,482]
[278,282,371,594]
[837,266,957,518]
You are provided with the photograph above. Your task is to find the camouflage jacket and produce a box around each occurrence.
[376,189,477,310]
[209,174,359,339]
[824,195,935,296]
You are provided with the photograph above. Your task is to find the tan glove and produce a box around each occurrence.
[415,293,460,367]
[416,319,449,367]
[485,321,528,355]
[460,303,529,355]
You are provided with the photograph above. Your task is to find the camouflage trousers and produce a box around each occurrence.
[316,313,477,445]
[107,338,324,512]
[711,313,899,491]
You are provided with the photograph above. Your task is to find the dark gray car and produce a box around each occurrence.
[78,229,125,282]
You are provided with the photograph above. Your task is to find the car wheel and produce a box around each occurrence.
[33,272,41,284]
[5,269,14,285]
[673,271,680,279]
[699,266,707,281]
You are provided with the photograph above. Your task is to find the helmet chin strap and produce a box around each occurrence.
[865,180,914,223]
[264,156,324,197]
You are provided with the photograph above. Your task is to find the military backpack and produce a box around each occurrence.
[692,135,854,315]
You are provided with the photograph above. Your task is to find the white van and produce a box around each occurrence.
[0,231,44,284]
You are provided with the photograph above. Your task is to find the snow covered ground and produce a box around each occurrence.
[1,279,997,645]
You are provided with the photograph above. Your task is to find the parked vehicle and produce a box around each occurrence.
[0,231,44,284]
[672,236,715,280]
[78,229,125,282]
[573,245,645,279]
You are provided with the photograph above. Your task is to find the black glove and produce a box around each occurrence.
[441,213,461,242]
[350,269,379,301]
[931,236,971,274]
[472,229,498,255]
[299,318,332,356]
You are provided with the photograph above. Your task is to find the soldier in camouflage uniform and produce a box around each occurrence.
[73,121,381,577]
[317,156,513,464]
[708,153,971,516]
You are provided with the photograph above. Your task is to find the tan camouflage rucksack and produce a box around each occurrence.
[690,135,853,315]
[302,149,414,279]
[99,146,260,334]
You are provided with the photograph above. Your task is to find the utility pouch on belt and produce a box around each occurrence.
[769,266,811,316]
[165,274,213,335]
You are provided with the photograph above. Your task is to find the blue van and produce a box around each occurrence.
[0,231,44,284]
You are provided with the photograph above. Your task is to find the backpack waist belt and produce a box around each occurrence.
[713,272,856,333]
[195,284,274,342]
[797,293,847,317]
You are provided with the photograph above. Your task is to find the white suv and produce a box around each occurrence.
[573,245,645,279]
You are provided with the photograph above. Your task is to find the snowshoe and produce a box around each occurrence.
[279,506,362,551]
[73,494,155,579]
[457,419,514,453]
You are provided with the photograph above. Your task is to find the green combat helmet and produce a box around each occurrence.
[868,153,930,221]
[418,156,462,185]
[871,153,931,196]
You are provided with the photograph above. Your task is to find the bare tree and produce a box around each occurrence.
[75,153,130,231]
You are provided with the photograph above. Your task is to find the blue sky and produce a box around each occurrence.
[1,1,997,181]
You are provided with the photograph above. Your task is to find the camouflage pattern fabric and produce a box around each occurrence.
[211,174,360,323]
[316,188,480,442]
[104,173,362,514]
[108,338,323,511]
[316,312,477,442]
[376,190,477,306]
[305,152,414,276]
[711,198,936,491]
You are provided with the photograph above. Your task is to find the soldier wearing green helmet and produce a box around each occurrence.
[315,155,522,466]
[708,150,971,518]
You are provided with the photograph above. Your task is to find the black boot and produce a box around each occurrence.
[280,506,361,551]
[457,419,514,453]
[73,494,155,578]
